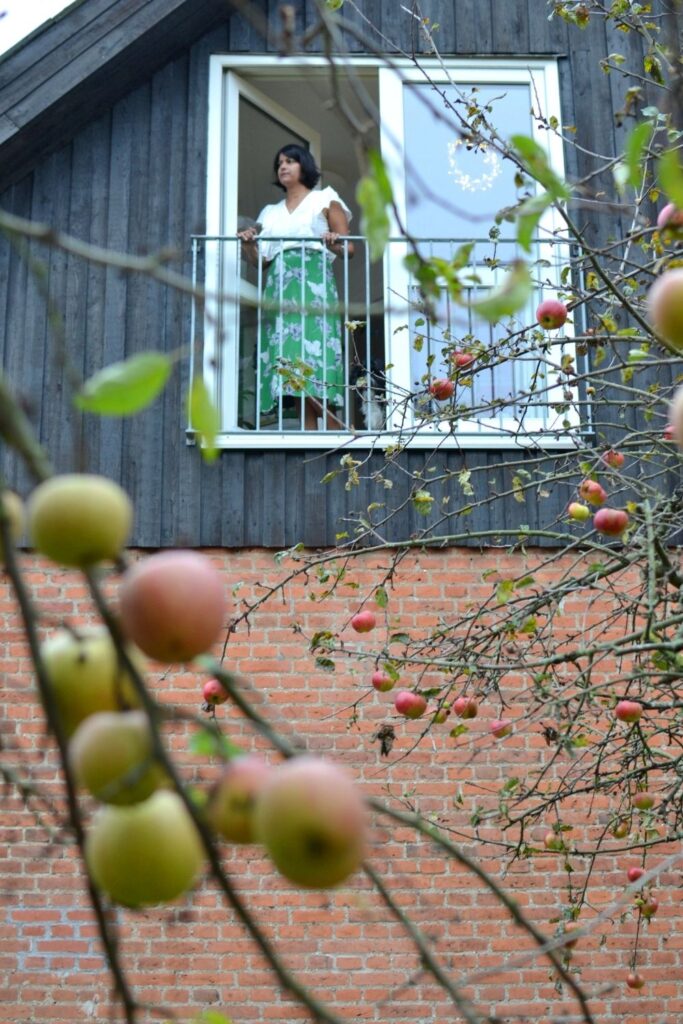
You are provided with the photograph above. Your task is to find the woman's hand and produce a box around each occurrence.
[321,231,341,250]
[237,226,262,267]
[323,201,354,258]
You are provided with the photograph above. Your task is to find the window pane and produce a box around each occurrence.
[403,82,540,429]
[402,82,532,240]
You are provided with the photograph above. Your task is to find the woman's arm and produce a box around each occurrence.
[237,225,270,268]
[322,201,354,259]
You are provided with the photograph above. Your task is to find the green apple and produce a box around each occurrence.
[85,790,204,907]
[41,626,145,737]
[206,755,272,843]
[69,710,166,805]
[253,757,365,889]
[27,474,132,567]
[0,490,24,563]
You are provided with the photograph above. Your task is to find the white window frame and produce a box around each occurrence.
[199,55,578,451]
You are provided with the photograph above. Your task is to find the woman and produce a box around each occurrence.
[238,144,353,430]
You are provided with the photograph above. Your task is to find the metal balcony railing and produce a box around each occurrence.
[189,234,575,439]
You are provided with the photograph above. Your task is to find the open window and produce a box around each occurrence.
[196,56,572,449]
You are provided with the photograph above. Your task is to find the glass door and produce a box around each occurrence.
[205,71,320,430]
[379,62,568,437]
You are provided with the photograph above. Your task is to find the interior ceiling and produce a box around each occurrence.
[243,71,380,207]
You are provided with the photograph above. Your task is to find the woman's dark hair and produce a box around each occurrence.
[272,144,321,191]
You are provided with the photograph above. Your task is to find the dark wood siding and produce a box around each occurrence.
[0,1,655,548]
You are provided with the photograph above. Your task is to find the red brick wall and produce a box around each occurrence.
[1,548,680,1024]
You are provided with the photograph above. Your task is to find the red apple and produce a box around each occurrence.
[669,386,683,446]
[593,507,629,536]
[648,267,683,351]
[627,866,644,883]
[612,819,630,839]
[206,755,272,843]
[452,696,478,719]
[203,679,228,705]
[602,449,625,468]
[452,351,475,369]
[490,718,512,739]
[429,379,455,401]
[119,551,227,663]
[544,831,563,852]
[632,791,654,810]
[394,690,427,719]
[626,972,645,990]
[371,670,394,693]
[351,610,376,633]
[567,502,590,522]
[657,201,683,234]
[640,895,659,919]
[253,756,366,888]
[615,700,642,723]
[578,479,607,506]
[536,298,568,330]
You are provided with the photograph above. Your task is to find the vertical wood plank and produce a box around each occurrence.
[1,177,33,494]
[160,53,191,546]
[80,112,112,477]
[453,0,477,55]
[527,0,568,54]
[492,0,529,55]
[40,145,76,474]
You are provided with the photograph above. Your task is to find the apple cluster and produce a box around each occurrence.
[353,607,513,738]
[7,473,368,906]
[427,350,477,405]
[568,473,629,538]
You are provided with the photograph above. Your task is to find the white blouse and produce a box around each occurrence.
[256,186,352,261]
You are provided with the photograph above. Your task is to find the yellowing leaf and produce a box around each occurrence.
[471,261,531,323]
[187,377,220,463]
[356,150,393,262]
[658,147,683,209]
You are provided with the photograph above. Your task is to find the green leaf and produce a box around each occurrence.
[509,135,570,199]
[390,632,411,644]
[189,728,242,760]
[356,149,393,262]
[187,377,220,463]
[658,147,683,209]
[195,1013,235,1024]
[623,121,651,190]
[450,241,475,270]
[375,586,388,608]
[470,261,531,323]
[449,723,470,739]
[75,352,172,416]
[516,192,552,253]
[496,579,514,605]
[315,656,336,673]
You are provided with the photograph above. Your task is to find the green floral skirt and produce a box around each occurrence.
[259,247,345,417]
